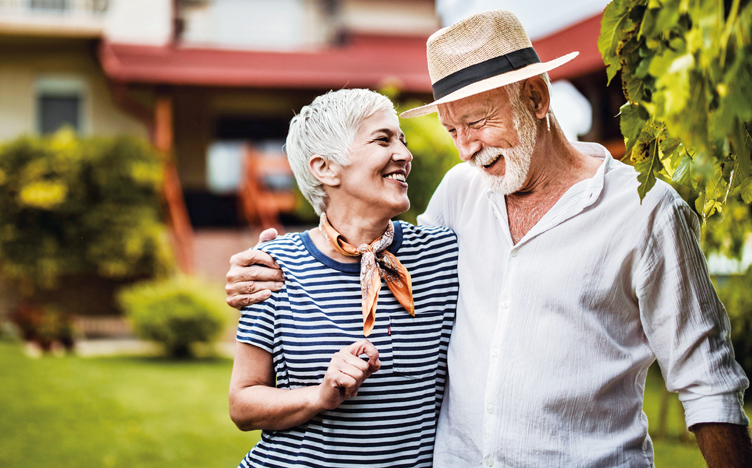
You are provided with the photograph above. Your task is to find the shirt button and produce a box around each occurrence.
[510,249,518,257]
[486,458,494,467]
[502,301,510,308]
[486,404,495,414]
[491,348,500,357]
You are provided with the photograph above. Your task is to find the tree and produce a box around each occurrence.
[599,0,752,222]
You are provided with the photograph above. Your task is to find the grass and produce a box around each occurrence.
[1,339,749,467]
[0,340,259,468]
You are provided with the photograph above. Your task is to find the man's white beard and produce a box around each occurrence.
[470,106,538,195]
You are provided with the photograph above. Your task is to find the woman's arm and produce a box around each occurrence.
[229,339,381,431]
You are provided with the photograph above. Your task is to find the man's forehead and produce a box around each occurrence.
[438,87,507,123]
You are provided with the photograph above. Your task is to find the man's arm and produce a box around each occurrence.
[225,228,284,309]
[691,423,752,468]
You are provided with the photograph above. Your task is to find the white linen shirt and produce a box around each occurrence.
[418,142,749,467]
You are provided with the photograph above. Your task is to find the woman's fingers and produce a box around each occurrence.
[344,339,381,375]
[319,340,381,409]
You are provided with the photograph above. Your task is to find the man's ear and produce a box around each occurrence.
[309,154,340,187]
[524,77,551,120]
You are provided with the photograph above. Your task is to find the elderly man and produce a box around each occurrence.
[225,9,751,467]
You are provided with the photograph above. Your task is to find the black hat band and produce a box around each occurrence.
[431,47,541,100]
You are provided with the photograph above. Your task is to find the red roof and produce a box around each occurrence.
[533,13,605,81]
[99,13,604,92]
[99,34,433,92]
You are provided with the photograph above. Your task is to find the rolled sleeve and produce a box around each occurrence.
[683,391,748,427]
[637,200,749,429]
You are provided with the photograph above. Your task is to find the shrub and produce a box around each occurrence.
[10,302,75,351]
[118,276,228,357]
[0,129,174,296]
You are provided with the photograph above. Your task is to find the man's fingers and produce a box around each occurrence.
[226,290,272,309]
[226,279,284,297]
[229,249,280,269]
[258,228,278,244]
[227,264,285,285]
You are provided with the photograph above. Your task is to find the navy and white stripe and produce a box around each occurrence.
[237,221,459,468]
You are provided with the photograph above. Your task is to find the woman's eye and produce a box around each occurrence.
[469,119,486,128]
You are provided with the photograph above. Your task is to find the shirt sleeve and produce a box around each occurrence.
[236,284,281,354]
[636,200,749,428]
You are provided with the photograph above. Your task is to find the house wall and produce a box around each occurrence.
[0,37,148,141]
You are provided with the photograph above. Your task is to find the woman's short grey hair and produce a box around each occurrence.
[285,89,396,215]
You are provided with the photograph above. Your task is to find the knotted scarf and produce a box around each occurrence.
[319,213,414,337]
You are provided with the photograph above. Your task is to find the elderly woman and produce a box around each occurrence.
[229,89,459,468]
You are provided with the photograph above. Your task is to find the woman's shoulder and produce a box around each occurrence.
[256,232,310,262]
[395,221,458,250]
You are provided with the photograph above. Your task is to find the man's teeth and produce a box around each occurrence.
[483,154,502,168]
[385,173,406,182]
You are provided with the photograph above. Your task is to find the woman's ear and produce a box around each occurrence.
[309,154,340,187]
[524,76,551,120]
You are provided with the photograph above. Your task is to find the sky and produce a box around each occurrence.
[436,0,612,38]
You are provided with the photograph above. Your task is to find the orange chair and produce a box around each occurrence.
[238,145,296,232]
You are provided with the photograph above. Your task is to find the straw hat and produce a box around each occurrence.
[400,9,578,118]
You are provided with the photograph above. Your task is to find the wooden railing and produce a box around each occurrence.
[154,94,195,274]
[238,145,296,233]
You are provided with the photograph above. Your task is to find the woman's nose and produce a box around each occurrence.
[393,143,413,162]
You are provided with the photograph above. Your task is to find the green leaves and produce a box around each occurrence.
[599,0,641,84]
[600,0,752,217]
[0,130,174,293]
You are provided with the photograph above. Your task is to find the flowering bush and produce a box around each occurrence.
[0,129,174,295]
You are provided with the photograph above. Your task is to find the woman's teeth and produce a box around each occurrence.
[385,173,406,182]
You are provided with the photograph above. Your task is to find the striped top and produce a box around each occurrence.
[236,221,459,468]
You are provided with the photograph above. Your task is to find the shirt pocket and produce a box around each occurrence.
[389,313,441,379]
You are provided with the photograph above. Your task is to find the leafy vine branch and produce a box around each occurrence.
[599,0,752,221]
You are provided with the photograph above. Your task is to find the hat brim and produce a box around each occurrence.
[399,51,579,119]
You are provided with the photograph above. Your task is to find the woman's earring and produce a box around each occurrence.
[546,114,551,132]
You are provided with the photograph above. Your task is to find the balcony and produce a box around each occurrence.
[0,0,110,38]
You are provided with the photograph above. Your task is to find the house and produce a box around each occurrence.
[0,0,622,285]
[0,0,440,279]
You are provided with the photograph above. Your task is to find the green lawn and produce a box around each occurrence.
[1,339,749,467]
[0,341,259,468]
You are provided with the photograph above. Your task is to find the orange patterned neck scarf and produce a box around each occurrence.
[319,213,414,337]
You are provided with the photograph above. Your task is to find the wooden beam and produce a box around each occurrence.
[154,94,195,275]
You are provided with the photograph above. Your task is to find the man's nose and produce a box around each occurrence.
[455,128,480,162]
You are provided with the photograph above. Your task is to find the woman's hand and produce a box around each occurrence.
[229,340,381,432]
[318,340,381,410]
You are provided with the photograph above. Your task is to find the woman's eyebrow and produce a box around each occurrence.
[371,128,396,137]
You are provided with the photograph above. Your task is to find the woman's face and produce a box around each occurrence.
[332,109,412,220]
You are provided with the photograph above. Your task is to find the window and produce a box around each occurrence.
[36,77,87,135]
[29,0,69,13]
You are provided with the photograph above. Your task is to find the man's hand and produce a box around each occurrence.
[317,340,381,411]
[692,422,752,468]
[225,228,284,309]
